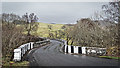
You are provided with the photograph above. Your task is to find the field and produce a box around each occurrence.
[30,22,64,37]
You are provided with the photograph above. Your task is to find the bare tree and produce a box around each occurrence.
[90,11,104,21]
[102,1,119,23]
[2,21,24,61]
[54,31,58,39]
[67,18,117,47]
[57,30,65,39]
[2,13,21,23]
[64,27,73,45]
[48,25,52,30]
[47,25,53,38]
[22,13,38,36]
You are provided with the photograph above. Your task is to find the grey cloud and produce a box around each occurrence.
[2,2,108,24]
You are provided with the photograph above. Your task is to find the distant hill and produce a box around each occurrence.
[65,24,75,26]
[50,23,56,24]
[30,22,64,37]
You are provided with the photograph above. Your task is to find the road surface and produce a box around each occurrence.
[27,40,119,66]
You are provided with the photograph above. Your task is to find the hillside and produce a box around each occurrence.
[31,22,64,37]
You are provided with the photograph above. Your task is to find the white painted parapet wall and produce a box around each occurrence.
[60,39,106,55]
[13,42,34,61]
[13,39,50,61]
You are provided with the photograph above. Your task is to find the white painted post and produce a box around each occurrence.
[74,46,78,54]
[25,45,27,52]
[64,41,67,46]
[23,47,25,54]
[64,45,67,53]
[68,45,71,53]
[82,47,86,54]
[13,49,21,61]
[28,43,30,50]
[30,42,34,49]
[13,42,35,61]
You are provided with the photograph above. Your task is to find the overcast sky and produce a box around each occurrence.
[2,2,108,24]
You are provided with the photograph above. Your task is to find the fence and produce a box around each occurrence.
[13,39,50,61]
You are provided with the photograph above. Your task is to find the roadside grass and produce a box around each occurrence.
[3,61,29,66]
[99,56,120,60]
[2,54,29,66]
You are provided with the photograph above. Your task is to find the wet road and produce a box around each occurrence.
[27,40,118,66]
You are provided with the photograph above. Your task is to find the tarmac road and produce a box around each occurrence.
[27,40,119,66]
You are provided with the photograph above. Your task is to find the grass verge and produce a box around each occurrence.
[99,56,120,59]
[3,61,29,66]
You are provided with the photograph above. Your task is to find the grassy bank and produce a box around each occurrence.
[29,22,64,37]
[99,56,120,60]
[2,57,29,66]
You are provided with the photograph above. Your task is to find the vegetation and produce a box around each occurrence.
[22,13,38,36]
[29,22,64,38]
[99,56,120,60]
[36,1,119,57]
[3,56,29,66]
[1,1,120,66]
[102,2,119,23]
[2,13,43,66]
[3,61,29,66]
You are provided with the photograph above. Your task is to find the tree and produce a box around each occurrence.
[64,27,73,45]
[67,18,117,48]
[61,25,66,29]
[101,1,120,56]
[47,25,53,38]
[57,30,65,39]
[48,25,52,30]
[90,11,104,21]
[22,13,38,36]
[54,31,58,39]
[2,13,21,23]
[2,20,24,60]
[118,1,120,56]
[102,1,120,23]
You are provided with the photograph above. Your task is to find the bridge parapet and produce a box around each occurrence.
[58,39,106,55]
[13,39,50,61]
